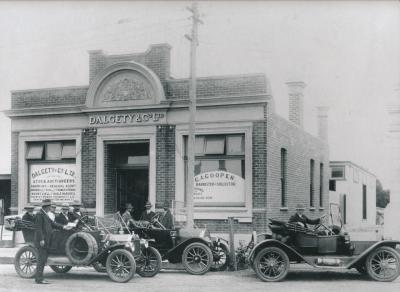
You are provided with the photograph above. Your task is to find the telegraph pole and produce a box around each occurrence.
[185,2,202,229]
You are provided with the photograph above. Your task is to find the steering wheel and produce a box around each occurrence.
[313,214,333,235]
[149,213,166,230]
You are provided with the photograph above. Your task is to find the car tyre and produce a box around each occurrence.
[182,242,213,275]
[106,249,136,283]
[49,265,72,273]
[210,243,230,271]
[366,246,400,282]
[136,246,162,277]
[253,246,290,282]
[14,245,39,279]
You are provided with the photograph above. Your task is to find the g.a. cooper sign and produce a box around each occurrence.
[193,170,245,207]
[89,112,165,126]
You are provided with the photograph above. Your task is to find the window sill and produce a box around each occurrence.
[319,207,325,211]
[309,207,316,211]
[280,207,289,211]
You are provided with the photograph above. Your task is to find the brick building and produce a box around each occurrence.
[6,44,329,237]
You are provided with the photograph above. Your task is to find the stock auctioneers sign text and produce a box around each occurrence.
[29,163,78,203]
[89,112,166,126]
[193,171,245,207]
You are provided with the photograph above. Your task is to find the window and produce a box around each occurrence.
[362,184,367,219]
[331,166,345,179]
[280,148,287,207]
[310,159,315,207]
[26,141,76,161]
[329,180,336,191]
[319,163,323,208]
[184,134,245,207]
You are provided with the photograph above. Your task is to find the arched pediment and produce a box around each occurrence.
[85,62,165,108]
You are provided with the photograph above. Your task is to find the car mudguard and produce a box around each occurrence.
[248,239,309,266]
[346,240,400,269]
[89,243,136,264]
[165,237,212,263]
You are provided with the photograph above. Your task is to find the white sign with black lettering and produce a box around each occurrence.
[193,171,245,207]
[29,163,77,203]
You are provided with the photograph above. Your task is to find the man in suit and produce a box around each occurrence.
[34,199,70,284]
[159,200,173,229]
[289,203,324,229]
[55,203,70,225]
[140,201,155,222]
[22,205,35,223]
[68,200,82,222]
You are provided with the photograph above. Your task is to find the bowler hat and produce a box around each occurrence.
[61,203,70,210]
[24,205,35,210]
[161,200,170,209]
[145,201,152,208]
[295,203,305,210]
[42,199,52,207]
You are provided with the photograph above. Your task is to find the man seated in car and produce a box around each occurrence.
[289,203,322,229]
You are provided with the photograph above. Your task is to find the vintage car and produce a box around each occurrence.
[128,212,230,275]
[248,205,400,282]
[11,215,162,283]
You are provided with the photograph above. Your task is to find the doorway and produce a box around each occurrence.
[105,141,149,218]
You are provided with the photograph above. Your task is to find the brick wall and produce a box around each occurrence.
[166,75,267,100]
[156,125,175,207]
[81,129,97,209]
[103,143,116,214]
[266,114,329,221]
[11,86,88,109]
[10,132,18,212]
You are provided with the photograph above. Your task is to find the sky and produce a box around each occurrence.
[0,1,399,190]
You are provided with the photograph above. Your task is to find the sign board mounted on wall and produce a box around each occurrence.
[193,171,245,207]
[29,163,78,203]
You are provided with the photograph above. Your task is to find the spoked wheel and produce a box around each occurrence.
[366,246,400,282]
[210,244,230,271]
[49,265,72,273]
[182,242,213,275]
[136,246,162,277]
[106,249,136,283]
[14,245,39,278]
[92,261,107,273]
[253,247,289,282]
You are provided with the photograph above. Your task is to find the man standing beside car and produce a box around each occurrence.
[34,199,71,284]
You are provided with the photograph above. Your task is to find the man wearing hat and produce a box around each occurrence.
[55,203,70,225]
[22,205,35,223]
[140,201,155,222]
[34,199,71,284]
[289,203,326,229]
[68,200,82,222]
[160,200,173,229]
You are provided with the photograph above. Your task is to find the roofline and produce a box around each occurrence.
[329,161,376,177]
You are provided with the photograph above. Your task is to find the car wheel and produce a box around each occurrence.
[49,265,72,273]
[253,246,290,282]
[136,246,162,277]
[106,249,136,283]
[210,244,230,271]
[182,242,213,275]
[92,261,107,273]
[14,245,38,279]
[366,246,400,282]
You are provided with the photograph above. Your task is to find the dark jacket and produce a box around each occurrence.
[22,212,35,223]
[160,210,173,229]
[140,210,156,222]
[67,211,82,222]
[34,209,64,248]
[289,213,320,229]
[55,212,70,225]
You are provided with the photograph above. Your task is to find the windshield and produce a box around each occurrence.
[329,203,342,227]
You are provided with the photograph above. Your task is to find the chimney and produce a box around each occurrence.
[317,106,329,142]
[286,81,306,128]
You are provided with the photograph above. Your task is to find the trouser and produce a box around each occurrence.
[35,246,48,283]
